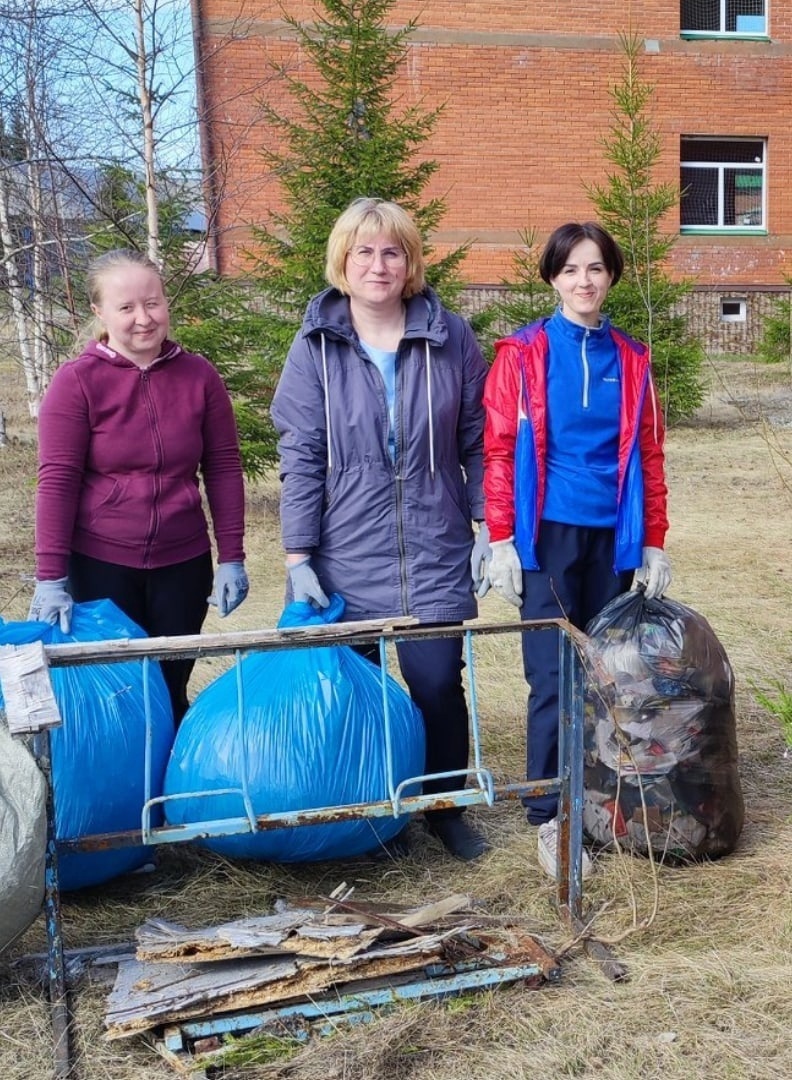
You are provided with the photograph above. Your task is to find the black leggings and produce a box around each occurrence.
[68,551,214,724]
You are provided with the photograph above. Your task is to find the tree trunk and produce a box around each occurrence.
[0,165,41,417]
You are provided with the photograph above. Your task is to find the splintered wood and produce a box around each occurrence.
[104,891,560,1040]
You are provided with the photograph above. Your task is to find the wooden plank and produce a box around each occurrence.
[43,616,420,667]
[319,892,472,932]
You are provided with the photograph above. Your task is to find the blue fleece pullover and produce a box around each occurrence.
[542,308,620,527]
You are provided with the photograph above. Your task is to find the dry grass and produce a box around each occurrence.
[1,356,791,1079]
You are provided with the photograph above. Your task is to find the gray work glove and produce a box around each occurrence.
[28,577,73,632]
[488,539,523,608]
[470,521,492,598]
[288,557,329,609]
[635,546,672,600]
[208,561,249,617]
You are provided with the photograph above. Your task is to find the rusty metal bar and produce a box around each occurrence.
[33,730,70,1079]
[159,955,553,1055]
[556,628,585,914]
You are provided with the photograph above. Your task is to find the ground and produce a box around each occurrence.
[0,354,790,1080]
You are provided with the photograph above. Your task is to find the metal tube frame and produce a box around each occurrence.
[24,616,587,1077]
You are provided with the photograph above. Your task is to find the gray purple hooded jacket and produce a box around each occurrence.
[270,286,488,623]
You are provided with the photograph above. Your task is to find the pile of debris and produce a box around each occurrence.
[103,887,561,1071]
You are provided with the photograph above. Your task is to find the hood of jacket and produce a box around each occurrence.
[78,338,184,368]
[300,286,450,348]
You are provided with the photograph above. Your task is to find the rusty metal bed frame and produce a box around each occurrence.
[3,615,590,1078]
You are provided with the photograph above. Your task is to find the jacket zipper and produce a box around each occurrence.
[581,330,591,409]
[393,346,410,615]
[140,370,164,567]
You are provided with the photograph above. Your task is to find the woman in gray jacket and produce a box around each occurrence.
[270,198,491,860]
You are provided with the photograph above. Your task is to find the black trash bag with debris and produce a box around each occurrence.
[582,589,744,862]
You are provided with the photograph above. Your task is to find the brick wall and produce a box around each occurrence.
[195,1,792,288]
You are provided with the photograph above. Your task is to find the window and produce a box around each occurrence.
[681,0,766,35]
[720,298,747,322]
[680,138,766,230]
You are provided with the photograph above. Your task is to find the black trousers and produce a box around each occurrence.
[519,521,634,825]
[68,551,214,724]
[354,628,469,819]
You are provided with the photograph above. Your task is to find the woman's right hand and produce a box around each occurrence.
[28,578,73,632]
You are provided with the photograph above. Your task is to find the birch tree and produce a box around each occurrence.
[0,0,200,414]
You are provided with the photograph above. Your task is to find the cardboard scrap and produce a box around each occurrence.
[104,893,561,1042]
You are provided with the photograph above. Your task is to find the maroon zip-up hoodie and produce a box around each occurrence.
[35,340,245,580]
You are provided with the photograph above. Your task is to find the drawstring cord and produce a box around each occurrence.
[321,333,333,473]
[425,340,435,478]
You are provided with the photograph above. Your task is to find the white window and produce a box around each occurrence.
[680,138,766,231]
[720,298,747,322]
[681,0,767,35]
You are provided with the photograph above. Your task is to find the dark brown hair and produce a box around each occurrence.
[539,222,624,286]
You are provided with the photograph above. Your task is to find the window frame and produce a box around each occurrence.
[680,0,768,38]
[680,136,767,234]
[720,297,747,323]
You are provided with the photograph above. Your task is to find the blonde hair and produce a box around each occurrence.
[87,249,164,344]
[325,198,426,298]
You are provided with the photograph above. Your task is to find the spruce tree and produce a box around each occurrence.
[248,0,468,344]
[587,32,705,421]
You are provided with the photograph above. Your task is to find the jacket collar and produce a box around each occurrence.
[301,286,448,347]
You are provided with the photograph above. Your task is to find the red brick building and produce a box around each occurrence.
[192,1,791,347]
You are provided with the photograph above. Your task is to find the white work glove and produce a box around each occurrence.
[208,561,249,617]
[288,557,330,609]
[635,546,672,600]
[470,521,492,598]
[28,577,73,632]
[488,539,523,608]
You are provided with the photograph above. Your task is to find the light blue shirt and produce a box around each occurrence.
[360,340,398,461]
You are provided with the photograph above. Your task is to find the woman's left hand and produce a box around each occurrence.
[636,547,672,599]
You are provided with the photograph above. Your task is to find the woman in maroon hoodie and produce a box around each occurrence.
[28,249,248,722]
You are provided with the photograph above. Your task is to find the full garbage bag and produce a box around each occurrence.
[582,590,744,862]
[164,596,426,861]
[0,601,174,890]
[0,721,46,953]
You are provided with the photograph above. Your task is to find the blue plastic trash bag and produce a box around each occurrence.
[0,600,174,890]
[163,595,426,861]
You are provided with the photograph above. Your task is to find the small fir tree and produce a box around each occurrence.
[248,0,469,345]
[586,32,705,422]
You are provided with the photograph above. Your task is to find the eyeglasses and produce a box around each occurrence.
[347,245,407,268]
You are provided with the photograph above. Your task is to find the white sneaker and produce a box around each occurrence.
[537,819,593,880]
